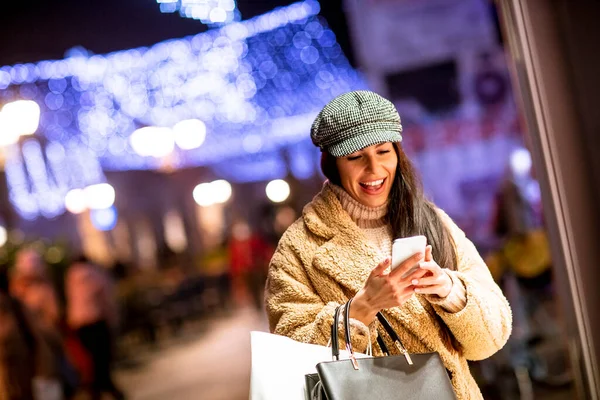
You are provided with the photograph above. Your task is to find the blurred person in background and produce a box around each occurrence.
[491,147,569,390]
[229,221,273,310]
[8,248,79,399]
[265,91,512,399]
[65,257,124,400]
[9,249,60,328]
[0,292,62,400]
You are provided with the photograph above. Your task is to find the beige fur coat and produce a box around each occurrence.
[265,184,512,399]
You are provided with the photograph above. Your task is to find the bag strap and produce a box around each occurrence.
[376,312,413,365]
[331,304,343,361]
[376,335,390,356]
[331,299,414,366]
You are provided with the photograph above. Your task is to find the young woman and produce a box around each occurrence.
[264,90,512,399]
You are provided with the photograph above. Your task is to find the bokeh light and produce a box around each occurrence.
[211,179,233,204]
[1,100,40,137]
[193,179,232,207]
[90,206,118,231]
[130,126,175,158]
[0,110,21,146]
[0,226,7,247]
[510,147,532,177]
[64,188,87,214]
[193,182,215,207]
[265,179,290,203]
[173,119,207,150]
[84,183,116,210]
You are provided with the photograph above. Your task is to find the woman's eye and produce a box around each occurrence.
[378,150,391,155]
[347,155,361,161]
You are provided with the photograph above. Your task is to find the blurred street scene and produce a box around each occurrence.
[1,0,598,399]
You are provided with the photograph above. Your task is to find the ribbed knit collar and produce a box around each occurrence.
[328,182,388,229]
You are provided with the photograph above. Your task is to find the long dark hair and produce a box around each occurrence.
[320,142,458,271]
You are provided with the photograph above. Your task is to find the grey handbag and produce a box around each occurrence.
[307,299,457,400]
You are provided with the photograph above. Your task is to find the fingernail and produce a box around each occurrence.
[412,279,419,285]
[414,288,420,293]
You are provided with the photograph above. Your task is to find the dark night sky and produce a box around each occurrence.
[0,0,354,67]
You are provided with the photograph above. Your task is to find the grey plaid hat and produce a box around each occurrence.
[310,90,403,157]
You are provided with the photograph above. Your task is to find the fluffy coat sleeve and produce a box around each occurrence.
[431,210,513,360]
[265,235,376,353]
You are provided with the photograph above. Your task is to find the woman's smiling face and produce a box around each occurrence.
[335,142,398,208]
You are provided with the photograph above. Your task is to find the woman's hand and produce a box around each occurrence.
[350,252,429,325]
[411,245,453,298]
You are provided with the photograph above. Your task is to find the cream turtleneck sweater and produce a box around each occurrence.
[329,183,393,259]
[330,182,467,313]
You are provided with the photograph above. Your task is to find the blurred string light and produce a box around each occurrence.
[64,188,87,214]
[173,119,206,150]
[1,100,40,136]
[4,138,110,219]
[157,0,240,27]
[0,0,365,218]
[192,179,232,207]
[0,100,40,146]
[90,206,118,231]
[129,126,175,157]
[83,183,116,210]
[265,179,290,203]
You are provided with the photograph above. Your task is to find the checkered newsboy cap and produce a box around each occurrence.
[310,90,403,157]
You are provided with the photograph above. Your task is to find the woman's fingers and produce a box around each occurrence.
[412,285,439,295]
[371,258,391,277]
[410,275,438,287]
[424,245,433,262]
[416,261,441,276]
[390,252,424,279]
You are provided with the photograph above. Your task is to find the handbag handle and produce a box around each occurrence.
[331,299,414,366]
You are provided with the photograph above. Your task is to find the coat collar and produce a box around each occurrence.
[302,182,439,353]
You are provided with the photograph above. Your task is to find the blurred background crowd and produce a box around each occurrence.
[0,0,594,399]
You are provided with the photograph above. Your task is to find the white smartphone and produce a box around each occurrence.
[391,235,427,278]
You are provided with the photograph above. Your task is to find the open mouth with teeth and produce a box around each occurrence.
[359,178,386,192]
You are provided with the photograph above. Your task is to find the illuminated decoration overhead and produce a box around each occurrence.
[0,111,20,146]
[266,179,290,203]
[173,119,206,150]
[130,126,175,158]
[1,100,40,136]
[157,0,240,27]
[0,0,365,219]
[3,139,108,220]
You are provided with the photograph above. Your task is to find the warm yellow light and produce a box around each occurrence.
[211,179,232,204]
[192,179,233,207]
[0,111,21,146]
[1,100,40,137]
[84,183,116,210]
[130,126,175,158]
[193,183,215,207]
[173,119,206,150]
[0,226,7,247]
[65,188,87,214]
[266,179,290,203]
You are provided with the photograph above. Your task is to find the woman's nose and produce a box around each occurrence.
[364,156,378,172]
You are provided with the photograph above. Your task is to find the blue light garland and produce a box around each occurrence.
[0,0,366,219]
[157,0,240,27]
